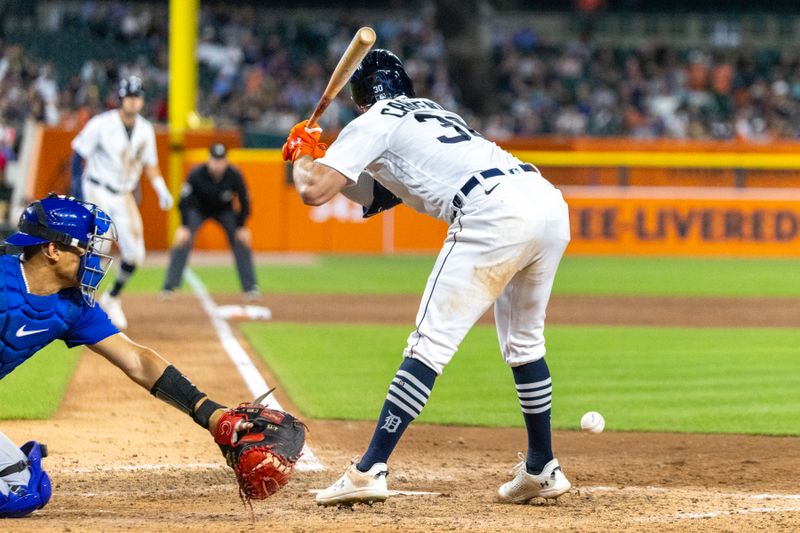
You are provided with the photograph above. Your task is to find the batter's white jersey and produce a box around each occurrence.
[319,96,571,375]
[72,110,158,194]
[318,96,525,222]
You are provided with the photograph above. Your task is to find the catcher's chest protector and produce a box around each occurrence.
[0,256,80,378]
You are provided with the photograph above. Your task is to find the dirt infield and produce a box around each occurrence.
[2,292,799,532]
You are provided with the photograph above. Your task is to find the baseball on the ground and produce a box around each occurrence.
[580,411,605,434]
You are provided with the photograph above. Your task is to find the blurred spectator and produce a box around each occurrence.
[34,63,59,125]
[0,2,798,142]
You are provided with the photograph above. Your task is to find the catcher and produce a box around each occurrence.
[0,195,305,517]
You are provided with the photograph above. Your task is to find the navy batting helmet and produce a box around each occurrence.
[5,194,116,306]
[349,49,415,109]
[118,75,144,99]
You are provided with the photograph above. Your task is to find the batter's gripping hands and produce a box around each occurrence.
[213,400,306,501]
[281,121,328,163]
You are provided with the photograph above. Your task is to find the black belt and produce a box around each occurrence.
[452,163,536,209]
[88,176,121,195]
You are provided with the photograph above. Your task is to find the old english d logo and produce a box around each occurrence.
[380,410,402,433]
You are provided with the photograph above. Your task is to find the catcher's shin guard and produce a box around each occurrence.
[0,441,51,518]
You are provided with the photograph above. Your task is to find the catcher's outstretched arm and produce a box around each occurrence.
[90,332,169,388]
[90,332,296,502]
[90,332,225,431]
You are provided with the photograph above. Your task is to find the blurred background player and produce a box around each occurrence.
[0,195,233,518]
[161,143,260,300]
[69,75,174,329]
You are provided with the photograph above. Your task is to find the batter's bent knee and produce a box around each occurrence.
[504,350,546,368]
[172,226,192,247]
[122,248,145,268]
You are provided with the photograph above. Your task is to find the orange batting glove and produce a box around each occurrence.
[281,120,328,163]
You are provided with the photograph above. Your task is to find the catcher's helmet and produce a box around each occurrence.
[5,194,116,306]
[118,75,144,99]
[349,49,415,109]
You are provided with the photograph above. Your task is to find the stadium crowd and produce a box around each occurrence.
[1,1,799,147]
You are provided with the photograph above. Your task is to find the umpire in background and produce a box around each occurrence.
[162,143,260,299]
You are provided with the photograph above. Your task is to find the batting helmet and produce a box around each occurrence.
[118,75,144,99]
[5,194,116,306]
[349,49,415,109]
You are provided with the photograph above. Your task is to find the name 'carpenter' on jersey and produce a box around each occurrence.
[380,98,445,117]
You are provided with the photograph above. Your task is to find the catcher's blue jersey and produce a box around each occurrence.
[0,254,118,379]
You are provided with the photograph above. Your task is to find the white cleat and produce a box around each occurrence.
[99,292,128,330]
[497,456,571,503]
[243,288,262,303]
[315,462,389,506]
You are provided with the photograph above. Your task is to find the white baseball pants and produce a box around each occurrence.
[83,180,146,266]
[404,172,570,375]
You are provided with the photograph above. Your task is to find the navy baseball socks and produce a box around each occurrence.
[356,357,437,472]
[512,358,554,474]
[497,357,570,503]
[100,261,137,329]
[317,358,437,505]
[109,261,136,297]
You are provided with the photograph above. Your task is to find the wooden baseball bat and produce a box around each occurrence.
[307,26,376,127]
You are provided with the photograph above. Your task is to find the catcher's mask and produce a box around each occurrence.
[5,194,116,306]
[349,49,415,110]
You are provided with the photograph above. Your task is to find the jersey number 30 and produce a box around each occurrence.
[415,113,481,144]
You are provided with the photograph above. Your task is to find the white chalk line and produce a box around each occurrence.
[57,463,225,473]
[308,489,441,497]
[753,493,800,500]
[185,269,324,472]
[639,506,800,522]
[581,485,800,522]
[583,485,800,500]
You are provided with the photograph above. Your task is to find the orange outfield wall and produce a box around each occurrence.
[183,149,449,254]
[186,150,800,257]
[32,131,800,256]
[564,187,800,256]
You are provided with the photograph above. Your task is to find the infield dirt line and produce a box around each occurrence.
[635,506,800,523]
[184,268,325,472]
[582,485,800,524]
[583,485,800,500]
[57,463,226,473]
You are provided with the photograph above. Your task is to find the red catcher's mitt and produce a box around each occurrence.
[213,400,306,501]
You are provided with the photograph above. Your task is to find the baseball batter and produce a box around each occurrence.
[283,50,572,506]
[0,195,276,517]
[70,75,174,329]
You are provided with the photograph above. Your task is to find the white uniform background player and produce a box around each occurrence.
[70,75,173,329]
[284,50,572,507]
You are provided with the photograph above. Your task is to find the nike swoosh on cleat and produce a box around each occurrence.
[16,325,49,337]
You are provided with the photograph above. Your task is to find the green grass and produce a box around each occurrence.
[7,254,799,430]
[113,255,800,297]
[240,323,800,436]
[0,342,81,419]
[555,256,800,297]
